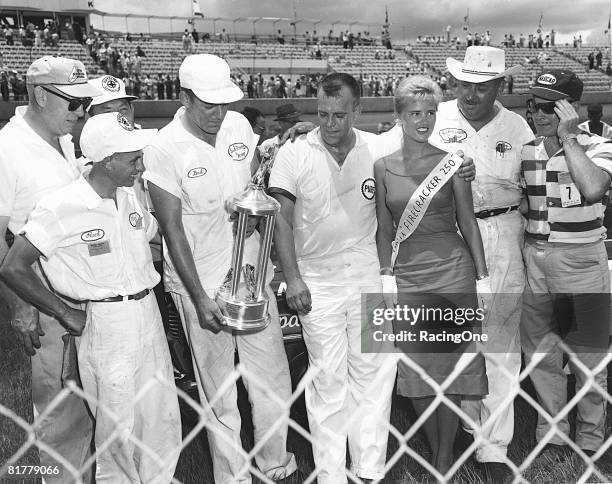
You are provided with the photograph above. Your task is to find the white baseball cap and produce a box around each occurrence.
[179,54,243,104]
[80,112,157,163]
[87,75,137,111]
[26,55,101,97]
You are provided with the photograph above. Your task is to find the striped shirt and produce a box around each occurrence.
[521,132,612,243]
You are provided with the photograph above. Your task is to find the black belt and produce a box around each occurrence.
[475,205,519,219]
[91,288,151,303]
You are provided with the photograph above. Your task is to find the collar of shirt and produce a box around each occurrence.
[11,105,75,155]
[76,175,132,210]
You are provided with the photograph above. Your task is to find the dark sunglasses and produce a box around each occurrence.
[531,100,557,115]
[40,86,93,111]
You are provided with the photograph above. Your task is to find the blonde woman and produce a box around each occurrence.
[374,75,489,473]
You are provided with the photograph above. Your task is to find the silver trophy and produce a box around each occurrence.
[215,145,280,332]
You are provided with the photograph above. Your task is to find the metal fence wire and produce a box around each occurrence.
[1,332,611,484]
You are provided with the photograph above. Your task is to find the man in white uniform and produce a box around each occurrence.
[0,55,99,480]
[427,46,534,483]
[0,112,181,483]
[269,73,400,484]
[143,54,296,484]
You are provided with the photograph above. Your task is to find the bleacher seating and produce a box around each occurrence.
[1,37,610,96]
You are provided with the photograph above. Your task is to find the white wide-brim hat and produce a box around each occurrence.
[446,46,522,83]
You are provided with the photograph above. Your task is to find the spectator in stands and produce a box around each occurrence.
[578,103,612,138]
[519,33,525,47]
[607,63,612,76]
[506,74,514,94]
[277,29,285,45]
[588,52,595,70]
[182,29,191,53]
[0,70,8,102]
[521,68,611,463]
[5,25,14,46]
[596,49,603,69]
[156,73,165,100]
[550,29,556,46]
[164,75,173,100]
[191,28,199,44]
[51,30,59,48]
[136,45,146,57]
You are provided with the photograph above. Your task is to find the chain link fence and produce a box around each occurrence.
[1,332,611,483]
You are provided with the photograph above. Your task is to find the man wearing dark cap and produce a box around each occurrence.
[0,55,100,480]
[578,103,612,139]
[260,103,302,152]
[521,69,612,460]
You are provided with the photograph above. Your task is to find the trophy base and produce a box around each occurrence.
[215,292,271,333]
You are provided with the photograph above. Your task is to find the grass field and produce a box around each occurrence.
[1,304,611,484]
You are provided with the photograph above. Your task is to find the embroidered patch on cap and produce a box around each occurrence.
[537,74,556,85]
[68,65,87,83]
[101,75,120,92]
[116,112,134,131]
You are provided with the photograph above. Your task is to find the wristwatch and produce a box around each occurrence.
[560,133,578,145]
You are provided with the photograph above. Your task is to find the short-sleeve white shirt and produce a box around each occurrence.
[143,108,265,293]
[268,126,402,278]
[0,106,80,234]
[428,99,534,211]
[21,176,159,300]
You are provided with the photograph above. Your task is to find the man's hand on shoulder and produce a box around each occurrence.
[280,121,317,145]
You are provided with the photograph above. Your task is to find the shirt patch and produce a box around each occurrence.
[228,142,249,161]
[187,167,207,178]
[438,128,467,143]
[361,177,376,200]
[129,212,143,229]
[495,141,512,157]
[87,240,111,256]
[81,228,105,242]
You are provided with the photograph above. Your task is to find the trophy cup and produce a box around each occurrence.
[215,145,280,332]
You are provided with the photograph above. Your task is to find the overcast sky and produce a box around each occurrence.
[199,0,611,44]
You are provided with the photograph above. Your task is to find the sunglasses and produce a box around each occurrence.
[40,86,93,111]
[531,100,557,115]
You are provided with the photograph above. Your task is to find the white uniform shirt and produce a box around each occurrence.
[21,176,159,301]
[0,106,80,234]
[143,108,267,293]
[428,99,534,212]
[269,126,402,278]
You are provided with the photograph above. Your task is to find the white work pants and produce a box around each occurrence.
[299,259,397,484]
[79,293,181,484]
[172,285,296,484]
[461,213,524,463]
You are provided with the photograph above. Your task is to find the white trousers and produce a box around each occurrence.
[300,269,397,484]
[79,293,181,484]
[172,285,296,484]
[461,213,524,463]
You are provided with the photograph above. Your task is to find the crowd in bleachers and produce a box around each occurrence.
[1,26,611,103]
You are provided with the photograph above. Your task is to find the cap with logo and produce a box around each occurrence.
[87,75,137,111]
[274,103,302,122]
[80,112,157,163]
[179,54,243,104]
[26,55,101,98]
[530,69,583,102]
[446,46,522,84]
